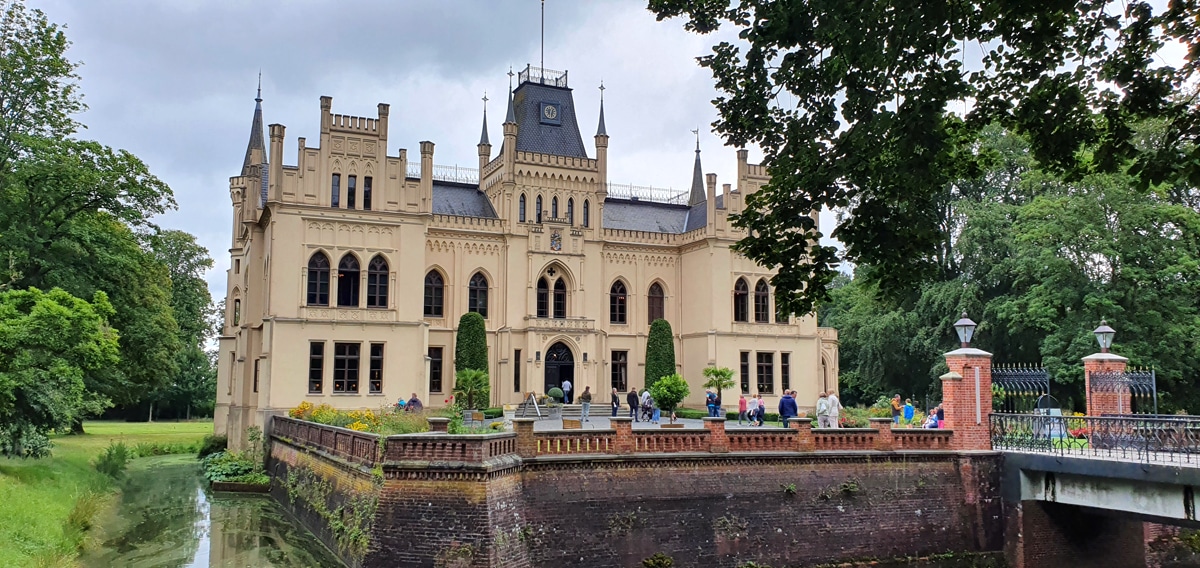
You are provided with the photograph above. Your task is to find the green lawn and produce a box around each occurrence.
[0,420,213,567]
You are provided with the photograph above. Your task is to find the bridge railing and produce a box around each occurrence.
[990,413,1200,465]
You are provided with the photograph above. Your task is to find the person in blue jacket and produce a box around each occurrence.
[778,390,799,427]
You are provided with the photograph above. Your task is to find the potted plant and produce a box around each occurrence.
[649,373,690,427]
[546,388,564,419]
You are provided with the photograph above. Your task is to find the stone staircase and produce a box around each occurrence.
[515,400,611,419]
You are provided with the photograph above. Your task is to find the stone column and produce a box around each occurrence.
[790,417,814,451]
[611,417,634,454]
[941,347,994,450]
[869,417,894,451]
[703,417,729,453]
[1083,352,1130,416]
[427,417,449,433]
[513,418,537,458]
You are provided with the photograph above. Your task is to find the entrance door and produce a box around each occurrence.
[544,342,574,397]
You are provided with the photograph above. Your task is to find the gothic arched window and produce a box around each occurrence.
[536,195,543,223]
[567,198,574,225]
[609,280,627,324]
[536,277,549,318]
[468,272,489,318]
[307,252,330,306]
[423,271,444,317]
[583,200,590,227]
[366,255,389,308]
[754,279,770,323]
[733,278,749,322]
[553,278,567,319]
[552,196,559,218]
[648,282,665,323]
[519,193,527,223]
[337,255,360,307]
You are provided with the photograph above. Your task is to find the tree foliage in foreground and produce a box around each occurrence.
[821,126,1200,412]
[650,0,1200,315]
[0,287,119,456]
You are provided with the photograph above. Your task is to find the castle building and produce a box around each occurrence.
[215,66,838,444]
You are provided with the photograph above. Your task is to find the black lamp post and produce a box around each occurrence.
[1093,320,1116,353]
[954,312,977,348]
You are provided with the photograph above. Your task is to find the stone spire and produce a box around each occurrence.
[479,93,490,146]
[689,129,705,206]
[596,82,607,136]
[241,73,266,176]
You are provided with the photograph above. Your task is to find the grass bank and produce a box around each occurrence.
[0,420,213,567]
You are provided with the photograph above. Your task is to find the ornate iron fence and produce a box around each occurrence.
[989,413,1200,465]
[991,364,1050,413]
[1089,368,1157,414]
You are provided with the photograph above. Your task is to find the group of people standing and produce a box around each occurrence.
[611,388,661,423]
[735,393,768,426]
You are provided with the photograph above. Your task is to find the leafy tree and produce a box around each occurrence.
[0,287,119,456]
[454,312,488,373]
[0,0,84,173]
[453,369,490,411]
[650,0,1200,314]
[645,318,676,390]
[701,366,735,402]
[648,373,690,424]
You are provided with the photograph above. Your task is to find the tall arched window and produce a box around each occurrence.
[733,278,749,322]
[583,200,590,227]
[468,272,489,318]
[536,277,549,318]
[307,252,330,306]
[553,278,567,319]
[609,280,627,324]
[337,255,360,307]
[648,283,664,323]
[754,279,770,323]
[775,290,788,323]
[519,194,526,222]
[366,255,389,308]
[551,196,559,218]
[423,271,444,317]
[536,195,543,223]
[567,198,574,225]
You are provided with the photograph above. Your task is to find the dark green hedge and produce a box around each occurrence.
[455,312,488,372]
[644,318,675,390]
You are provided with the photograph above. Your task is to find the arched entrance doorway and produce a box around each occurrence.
[544,342,574,401]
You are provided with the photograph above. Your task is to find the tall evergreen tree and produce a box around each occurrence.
[455,312,488,373]
[645,318,676,390]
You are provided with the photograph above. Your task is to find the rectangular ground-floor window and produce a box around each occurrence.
[756,351,774,394]
[429,347,443,393]
[514,349,522,393]
[611,350,628,391]
[309,342,324,393]
[333,342,360,393]
[740,351,750,394]
[781,352,791,392]
[369,343,384,394]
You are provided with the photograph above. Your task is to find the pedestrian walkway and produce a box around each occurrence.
[499,416,792,431]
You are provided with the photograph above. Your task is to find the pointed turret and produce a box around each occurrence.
[504,87,516,124]
[479,95,491,146]
[689,132,705,206]
[241,75,266,176]
[478,93,492,176]
[596,84,607,136]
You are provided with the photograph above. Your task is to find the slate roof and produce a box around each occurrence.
[512,82,588,158]
[432,181,498,218]
[603,199,690,233]
[684,201,707,232]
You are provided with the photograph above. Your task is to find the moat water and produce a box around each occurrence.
[79,455,344,568]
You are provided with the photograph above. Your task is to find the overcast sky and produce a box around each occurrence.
[37,0,824,298]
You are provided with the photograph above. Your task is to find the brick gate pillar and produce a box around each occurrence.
[1083,352,1130,416]
[703,417,729,453]
[611,417,634,454]
[941,347,993,450]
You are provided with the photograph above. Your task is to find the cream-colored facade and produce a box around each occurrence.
[216,67,838,444]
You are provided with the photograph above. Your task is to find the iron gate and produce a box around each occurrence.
[1090,368,1158,415]
[992,364,1051,413]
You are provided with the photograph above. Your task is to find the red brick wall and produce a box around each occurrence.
[1085,357,1132,416]
[943,353,993,451]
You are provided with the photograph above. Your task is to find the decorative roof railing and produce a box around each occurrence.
[519,64,568,88]
[406,162,479,184]
[606,182,690,205]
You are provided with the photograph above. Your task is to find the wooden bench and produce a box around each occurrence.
[562,418,582,430]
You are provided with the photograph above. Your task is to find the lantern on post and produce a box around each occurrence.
[954,312,977,348]
[1093,320,1116,353]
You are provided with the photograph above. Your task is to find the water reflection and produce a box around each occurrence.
[80,455,344,568]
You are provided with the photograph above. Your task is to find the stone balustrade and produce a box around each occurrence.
[271,416,958,468]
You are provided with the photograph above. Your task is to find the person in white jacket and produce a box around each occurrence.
[827,391,843,428]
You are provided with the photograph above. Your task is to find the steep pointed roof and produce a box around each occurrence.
[596,84,607,136]
[689,140,705,206]
[241,79,266,176]
[504,88,516,124]
[479,106,490,146]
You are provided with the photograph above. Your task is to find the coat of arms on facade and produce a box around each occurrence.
[549,231,562,251]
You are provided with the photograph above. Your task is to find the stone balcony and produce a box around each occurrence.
[524,316,595,332]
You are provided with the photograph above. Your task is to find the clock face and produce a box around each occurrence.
[543,105,558,120]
